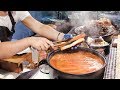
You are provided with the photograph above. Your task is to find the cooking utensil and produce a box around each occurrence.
[53,33,86,51]
[38,47,106,79]
[54,33,86,47]
[59,38,85,51]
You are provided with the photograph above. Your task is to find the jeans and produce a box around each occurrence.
[11,11,36,41]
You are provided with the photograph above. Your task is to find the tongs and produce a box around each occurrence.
[52,33,86,51]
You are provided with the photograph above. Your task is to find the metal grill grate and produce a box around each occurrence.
[103,45,117,79]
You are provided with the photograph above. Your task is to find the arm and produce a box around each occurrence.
[0,37,54,59]
[21,15,65,41]
[0,38,30,59]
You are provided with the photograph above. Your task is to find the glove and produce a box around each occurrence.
[63,34,73,41]
[63,34,80,50]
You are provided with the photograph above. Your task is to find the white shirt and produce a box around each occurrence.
[0,11,31,31]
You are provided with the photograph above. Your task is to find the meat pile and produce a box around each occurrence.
[68,18,118,38]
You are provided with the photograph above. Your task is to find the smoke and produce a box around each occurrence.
[67,11,120,27]
[67,11,101,36]
[67,11,120,37]
[67,11,99,27]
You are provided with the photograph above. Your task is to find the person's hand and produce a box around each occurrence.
[28,37,54,51]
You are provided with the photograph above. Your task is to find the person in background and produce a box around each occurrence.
[11,11,73,41]
[0,11,73,59]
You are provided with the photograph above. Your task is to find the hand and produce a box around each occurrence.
[28,37,54,51]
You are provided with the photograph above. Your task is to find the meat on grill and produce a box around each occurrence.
[68,17,118,37]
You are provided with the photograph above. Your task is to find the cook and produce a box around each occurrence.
[0,11,73,59]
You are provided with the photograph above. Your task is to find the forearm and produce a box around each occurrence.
[22,16,64,41]
[22,16,65,41]
[0,38,31,59]
[37,24,64,41]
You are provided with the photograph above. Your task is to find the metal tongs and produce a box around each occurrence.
[52,33,86,51]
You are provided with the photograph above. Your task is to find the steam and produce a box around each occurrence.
[67,11,102,36]
[67,11,120,27]
[67,11,99,27]
[67,11,120,36]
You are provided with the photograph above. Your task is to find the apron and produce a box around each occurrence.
[0,11,16,42]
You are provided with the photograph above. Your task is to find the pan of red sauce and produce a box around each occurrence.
[40,47,106,79]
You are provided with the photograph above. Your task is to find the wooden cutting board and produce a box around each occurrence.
[0,51,47,73]
[0,54,29,73]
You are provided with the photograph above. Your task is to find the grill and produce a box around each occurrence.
[103,37,118,79]
[103,46,117,79]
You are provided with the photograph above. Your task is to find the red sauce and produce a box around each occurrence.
[50,51,104,75]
